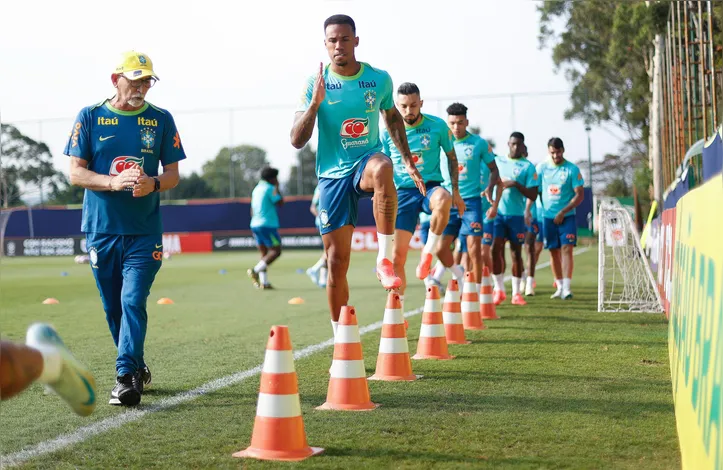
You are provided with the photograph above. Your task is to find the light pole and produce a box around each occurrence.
[585,125,593,188]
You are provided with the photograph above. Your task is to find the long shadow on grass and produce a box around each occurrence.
[324,446,520,465]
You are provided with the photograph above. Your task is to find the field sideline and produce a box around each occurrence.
[0,248,680,468]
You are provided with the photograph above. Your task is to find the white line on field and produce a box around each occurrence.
[1,246,590,467]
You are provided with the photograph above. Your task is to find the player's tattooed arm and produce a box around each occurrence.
[381,107,426,196]
[445,149,460,191]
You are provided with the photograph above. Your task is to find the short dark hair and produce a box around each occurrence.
[397,82,420,96]
[510,131,525,142]
[324,14,356,34]
[548,137,564,149]
[446,102,468,116]
[260,166,279,182]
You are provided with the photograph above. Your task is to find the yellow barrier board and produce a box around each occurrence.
[669,173,723,470]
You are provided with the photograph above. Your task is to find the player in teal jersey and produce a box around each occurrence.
[306,186,327,288]
[537,137,585,299]
[381,83,463,307]
[290,15,423,336]
[435,103,500,291]
[65,51,186,406]
[492,132,538,306]
[522,149,544,297]
[248,167,284,289]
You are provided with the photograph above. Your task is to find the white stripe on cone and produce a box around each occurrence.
[329,359,366,378]
[424,298,442,313]
[420,324,446,338]
[461,301,479,312]
[383,308,403,324]
[335,325,361,344]
[262,350,296,374]
[463,282,476,291]
[480,294,494,303]
[379,337,409,354]
[445,291,460,303]
[256,393,302,418]
[482,277,494,287]
[443,312,463,325]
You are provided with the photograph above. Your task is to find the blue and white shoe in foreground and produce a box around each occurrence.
[306,267,320,286]
[25,323,97,417]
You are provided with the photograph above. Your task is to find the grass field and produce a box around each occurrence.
[0,248,680,469]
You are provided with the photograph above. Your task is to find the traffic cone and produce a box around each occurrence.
[461,272,486,330]
[442,279,470,344]
[317,306,378,410]
[369,292,417,381]
[480,267,500,320]
[413,285,455,360]
[233,325,324,462]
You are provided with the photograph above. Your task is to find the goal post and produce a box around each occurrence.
[597,199,663,313]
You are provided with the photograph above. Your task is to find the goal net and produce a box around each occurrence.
[597,199,663,313]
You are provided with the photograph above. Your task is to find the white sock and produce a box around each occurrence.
[522,269,527,279]
[33,345,62,384]
[555,279,563,292]
[259,271,268,285]
[377,233,394,263]
[319,267,327,284]
[311,257,325,271]
[494,274,505,292]
[423,232,441,255]
[253,260,267,273]
[563,278,571,292]
[527,276,535,289]
[432,263,446,282]
[331,320,338,337]
[512,277,521,295]
[450,264,464,280]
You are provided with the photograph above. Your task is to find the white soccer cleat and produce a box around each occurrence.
[525,283,535,297]
[550,289,563,299]
[26,323,97,417]
[306,268,319,286]
[562,290,574,300]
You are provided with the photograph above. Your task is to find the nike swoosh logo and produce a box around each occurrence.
[78,373,96,406]
[99,135,115,141]
[327,100,341,105]
[155,244,162,249]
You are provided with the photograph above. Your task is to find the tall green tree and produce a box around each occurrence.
[201,145,268,198]
[169,172,218,200]
[285,145,317,195]
[47,175,85,205]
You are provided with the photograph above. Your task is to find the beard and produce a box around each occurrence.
[403,114,419,125]
[127,96,144,107]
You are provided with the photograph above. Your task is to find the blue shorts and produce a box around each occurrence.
[251,227,281,247]
[396,184,445,233]
[494,214,527,245]
[317,151,378,235]
[543,215,577,249]
[86,233,162,375]
[527,219,543,243]
[419,220,431,245]
[444,196,484,238]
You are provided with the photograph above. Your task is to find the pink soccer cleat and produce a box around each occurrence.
[415,252,434,280]
[376,259,402,290]
[493,290,507,306]
[511,293,527,306]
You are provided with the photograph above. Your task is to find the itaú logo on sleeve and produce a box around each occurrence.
[109,156,144,176]
[340,118,370,150]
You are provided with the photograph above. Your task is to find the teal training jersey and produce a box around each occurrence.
[536,159,584,219]
[250,181,283,228]
[64,99,186,235]
[495,155,539,217]
[297,63,393,179]
[381,114,452,189]
[441,133,494,199]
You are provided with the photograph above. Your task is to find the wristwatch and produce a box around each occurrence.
[152,177,160,193]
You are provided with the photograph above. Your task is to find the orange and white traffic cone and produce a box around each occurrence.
[233,326,324,462]
[461,272,486,330]
[413,285,455,360]
[480,266,500,320]
[317,306,378,410]
[442,279,470,344]
[369,292,417,381]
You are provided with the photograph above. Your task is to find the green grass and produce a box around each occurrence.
[0,248,680,469]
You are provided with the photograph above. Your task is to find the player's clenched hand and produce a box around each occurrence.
[487,204,498,220]
[132,175,155,198]
[110,165,141,191]
[553,212,565,225]
[452,189,466,217]
[524,210,532,227]
[310,62,325,108]
[408,166,426,197]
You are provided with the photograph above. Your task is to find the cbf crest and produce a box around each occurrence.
[141,127,156,152]
[512,164,523,178]
[420,134,431,150]
[464,146,473,159]
[558,167,569,182]
[364,90,376,111]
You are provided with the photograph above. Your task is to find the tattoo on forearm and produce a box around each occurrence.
[291,109,318,147]
[447,153,459,190]
[385,111,414,166]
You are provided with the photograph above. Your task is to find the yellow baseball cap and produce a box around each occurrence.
[114,51,159,81]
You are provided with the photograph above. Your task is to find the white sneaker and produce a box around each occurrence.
[525,284,535,297]
[562,290,573,300]
[306,268,319,286]
[550,289,563,299]
[26,323,97,417]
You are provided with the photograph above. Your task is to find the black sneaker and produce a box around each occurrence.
[109,374,141,406]
[261,283,274,290]
[139,365,152,391]
[132,371,144,396]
